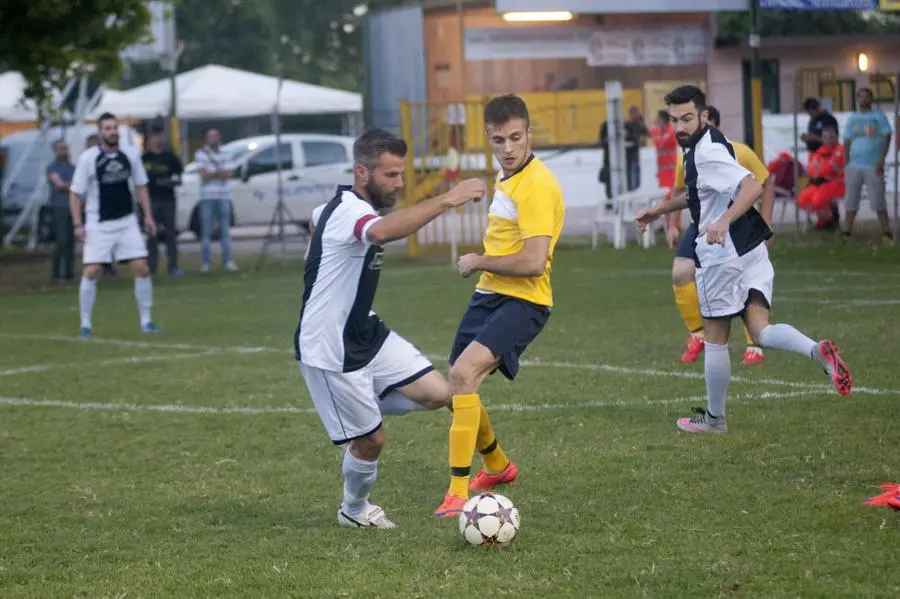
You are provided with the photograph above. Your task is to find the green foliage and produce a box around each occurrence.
[1,244,899,596]
[0,0,151,116]
[174,0,278,77]
[168,0,414,92]
[716,9,900,40]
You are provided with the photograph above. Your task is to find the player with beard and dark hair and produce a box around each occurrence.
[293,127,486,528]
[69,112,160,337]
[635,85,851,434]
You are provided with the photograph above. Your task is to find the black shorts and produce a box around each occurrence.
[449,292,551,380]
[675,222,698,262]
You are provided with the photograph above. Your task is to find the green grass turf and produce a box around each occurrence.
[1,240,899,598]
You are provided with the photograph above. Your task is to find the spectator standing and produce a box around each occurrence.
[801,97,840,154]
[842,88,893,241]
[624,106,650,191]
[142,129,184,276]
[47,139,76,283]
[194,128,237,272]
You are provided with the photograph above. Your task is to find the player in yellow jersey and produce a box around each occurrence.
[668,106,775,366]
[433,94,565,517]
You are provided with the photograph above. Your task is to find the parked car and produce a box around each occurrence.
[177,133,355,238]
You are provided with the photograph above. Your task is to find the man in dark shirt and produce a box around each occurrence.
[142,129,183,276]
[625,106,650,191]
[801,98,841,229]
[802,98,840,153]
[46,139,76,282]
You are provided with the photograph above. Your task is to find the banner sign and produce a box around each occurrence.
[464,26,707,66]
[758,0,877,9]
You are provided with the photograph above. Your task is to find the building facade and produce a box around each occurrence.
[366,0,900,145]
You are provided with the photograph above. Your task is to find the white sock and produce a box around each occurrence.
[379,391,429,416]
[79,278,97,329]
[342,450,378,517]
[705,342,730,419]
[758,324,824,369]
[134,277,153,326]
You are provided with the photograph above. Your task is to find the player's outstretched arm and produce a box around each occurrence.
[636,192,688,232]
[366,178,485,246]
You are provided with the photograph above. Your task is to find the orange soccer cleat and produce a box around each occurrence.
[680,335,704,363]
[470,461,519,492]
[742,347,766,366]
[433,493,467,518]
[863,483,900,511]
[818,339,852,396]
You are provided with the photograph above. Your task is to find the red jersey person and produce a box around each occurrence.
[798,126,845,228]
[650,110,680,238]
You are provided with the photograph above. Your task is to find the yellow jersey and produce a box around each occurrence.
[477,155,565,308]
[675,141,769,189]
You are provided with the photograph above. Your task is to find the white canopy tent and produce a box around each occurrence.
[0,72,41,122]
[90,64,363,120]
[1,72,134,124]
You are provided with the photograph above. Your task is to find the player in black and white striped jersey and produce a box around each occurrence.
[636,86,851,434]
[69,113,160,338]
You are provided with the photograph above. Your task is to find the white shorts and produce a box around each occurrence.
[83,214,148,265]
[299,331,434,445]
[695,243,774,319]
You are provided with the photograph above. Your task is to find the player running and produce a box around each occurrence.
[636,85,851,434]
[434,94,565,517]
[668,106,774,366]
[69,112,160,338]
[294,128,485,528]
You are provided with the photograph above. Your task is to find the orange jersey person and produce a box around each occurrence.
[798,126,845,214]
[650,110,678,189]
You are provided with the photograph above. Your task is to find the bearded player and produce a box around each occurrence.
[668,106,775,366]
[294,128,485,528]
[636,85,851,434]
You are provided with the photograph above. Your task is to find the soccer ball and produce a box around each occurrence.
[458,492,520,547]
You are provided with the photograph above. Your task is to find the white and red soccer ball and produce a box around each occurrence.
[458,492,520,547]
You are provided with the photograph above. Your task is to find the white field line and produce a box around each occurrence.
[0,349,231,378]
[0,389,825,417]
[571,267,900,279]
[778,296,900,308]
[0,333,276,354]
[1,332,898,397]
[6,278,894,317]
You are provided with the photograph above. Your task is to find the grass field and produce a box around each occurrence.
[1,239,899,598]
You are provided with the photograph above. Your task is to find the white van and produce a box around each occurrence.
[176,133,355,238]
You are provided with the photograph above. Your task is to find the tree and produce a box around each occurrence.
[716,9,900,41]
[174,0,278,77]
[0,0,151,116]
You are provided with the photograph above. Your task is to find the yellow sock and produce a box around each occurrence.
[448,393,481,498]
[673,282,704,336]
[743,325,755,347]
[476,404,509,474]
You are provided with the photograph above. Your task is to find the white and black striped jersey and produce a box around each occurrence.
[293,186,389,372]
[70,145,148,224]
[683,126,772,267]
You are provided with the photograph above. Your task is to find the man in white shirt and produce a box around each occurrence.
[636,86,851,434]
[69,112,159,338]
[194,128,237,272]
[295,127,485,528]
